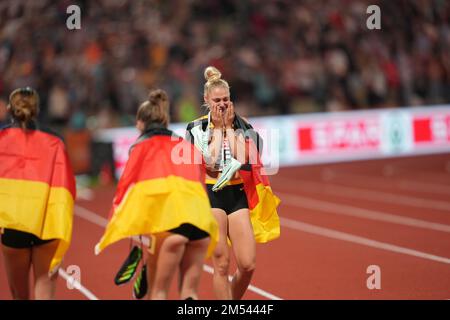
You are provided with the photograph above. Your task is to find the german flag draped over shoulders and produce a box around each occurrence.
[237,118,281,243]
[186,114,280,243]
[239,152,281,243]
[0,124,76,272]
[95,127,218,256]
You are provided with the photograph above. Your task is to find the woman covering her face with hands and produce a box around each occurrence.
[186,66,280,300]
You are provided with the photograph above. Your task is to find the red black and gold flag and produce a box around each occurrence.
[95,129,218,256]
[239,140,280,243]
[0,127,76,272]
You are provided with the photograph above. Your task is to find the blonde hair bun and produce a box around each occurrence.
[204,66,222,82]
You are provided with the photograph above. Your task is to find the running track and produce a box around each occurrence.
[1,153,450,300]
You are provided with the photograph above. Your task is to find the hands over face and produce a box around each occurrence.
[210,101,234,129]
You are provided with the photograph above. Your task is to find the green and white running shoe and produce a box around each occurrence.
[133,264,148,299]
[212,157,242,192]
[114,246,142,285]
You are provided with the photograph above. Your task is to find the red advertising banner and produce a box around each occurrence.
[297,118,380,154]
[413,113,450,146]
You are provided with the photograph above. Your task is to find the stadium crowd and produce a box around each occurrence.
[0,0,449,129]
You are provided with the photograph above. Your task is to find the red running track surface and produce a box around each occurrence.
[1,153,450,300]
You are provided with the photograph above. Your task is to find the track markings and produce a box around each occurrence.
[58,268,99,300]
[277,191,450,233]
[280,217,450,265]
[274,175,450,213]
[202,264,283,300]
[73,204,283,300]
[321,170,450,197]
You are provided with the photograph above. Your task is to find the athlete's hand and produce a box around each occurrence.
[223,101,235,129]
[211,104,223,128]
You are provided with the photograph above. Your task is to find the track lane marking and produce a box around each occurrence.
[277,191,450,233]
[58,268,99,300]
[274,175,450,213]
[280,217,450,265]
[74,204,284,300]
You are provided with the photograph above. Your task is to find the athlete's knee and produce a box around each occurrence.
[214,262,230,277]
[238,259,256,274]
[213,252,230,276]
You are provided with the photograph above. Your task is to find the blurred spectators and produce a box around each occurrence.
[0,98,8,127]
[0,0,448,130]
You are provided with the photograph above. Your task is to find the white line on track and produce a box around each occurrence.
[74,204,283,300]
[274,175,450,213]
[277,191,450,233]
[58,268,99,300]
[76,188,94,201]
[397,180,450,196]
[201,264,283,300]
[413,171,450,182]
[324,170,450,197]
[280,217,450,265]
[75,205,109,226]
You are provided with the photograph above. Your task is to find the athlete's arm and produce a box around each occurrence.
[206,104,224,169]
[224,102,248,164]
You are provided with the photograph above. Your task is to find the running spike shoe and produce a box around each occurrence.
[133,264,148,299]
[114,245,142,285]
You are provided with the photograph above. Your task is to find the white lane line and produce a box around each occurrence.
[76,188,94,201]
[202,264,283,300]
[277,192,450,233]
[58,268,99,300]
[74,204,283,300]
[75,180,95,200]
[327,170,450,197]
[75,205,149,247]
[326,179,450,212]
[365,159,450,180]
[416,171,450,181]
[275,175,450,213]
[75,205,109,226]
[280,217,450,265]
[397,180,450,197]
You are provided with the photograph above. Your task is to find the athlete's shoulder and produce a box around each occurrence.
[240,116,249,123]
[132,127,178,149]
[186,115,208,130]
[195,114,209,121]
[234,114,254,130]
[0,122,63,142]
[189,114,208,124]
[38,126,65,143]
[0,123,12,131]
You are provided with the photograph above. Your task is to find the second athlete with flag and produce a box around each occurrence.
[96,89,218,300]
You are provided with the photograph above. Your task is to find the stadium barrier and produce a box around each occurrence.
[93,105,450,178]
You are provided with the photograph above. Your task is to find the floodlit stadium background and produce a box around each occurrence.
[0,0,449,299]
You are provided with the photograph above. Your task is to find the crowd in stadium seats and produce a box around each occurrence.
[0,0,449,129]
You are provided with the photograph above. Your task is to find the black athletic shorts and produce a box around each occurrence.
[206,183,249,215]
[169,223,209,241]
[1,229,55,249]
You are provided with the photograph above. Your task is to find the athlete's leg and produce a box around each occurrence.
[178,237,210,300]
[31,240,59,300]
[1,244,32,299]
[211,208,232,300]
[149,233,188,300]
[228,208,256,300]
